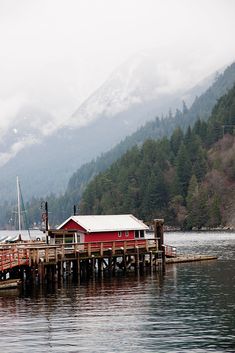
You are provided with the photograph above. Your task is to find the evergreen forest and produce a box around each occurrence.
[79,84,235,229]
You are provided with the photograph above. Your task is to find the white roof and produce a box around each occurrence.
[58,214,149,232]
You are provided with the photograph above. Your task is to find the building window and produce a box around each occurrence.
[135,230,145,238]
[118,231,122,237]
[125,231,129,237]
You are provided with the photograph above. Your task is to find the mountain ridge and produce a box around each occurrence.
[66,62,235,199]
[79,83,235,229]
[0,55,221,201]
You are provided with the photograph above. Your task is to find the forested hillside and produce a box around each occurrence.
[79,84,235,229]
[64,62,235,205]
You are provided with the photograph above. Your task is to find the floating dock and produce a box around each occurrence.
[0,278,21,290]
[166,254,217,264]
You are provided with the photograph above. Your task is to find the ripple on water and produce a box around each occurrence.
[0,232,235,352]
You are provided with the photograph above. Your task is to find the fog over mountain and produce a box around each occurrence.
[71,51,216,127]
[0,50,221,168]
[0,0,234,202]
[0,51,222,201]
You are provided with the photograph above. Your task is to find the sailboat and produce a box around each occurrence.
[14,176,31,241]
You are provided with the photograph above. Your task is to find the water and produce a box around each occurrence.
[0,231,235,353]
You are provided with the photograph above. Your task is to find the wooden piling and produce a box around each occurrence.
[0,237,163,285]
[135,247,140,272]
[149,251,153,271]
[98,258,104,277]
[153,218,165,268]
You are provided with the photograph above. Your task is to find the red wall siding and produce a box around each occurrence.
[61,219,85,231]
[84,230,135,242]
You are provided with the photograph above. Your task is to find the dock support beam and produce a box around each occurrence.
[154,218,165,268]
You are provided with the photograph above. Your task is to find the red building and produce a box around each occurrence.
[55,214,149,244]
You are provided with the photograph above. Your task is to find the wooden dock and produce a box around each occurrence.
[0,217,217,285]
[0,239,163,283]
[166,254,217,264]
[0,278,21,290]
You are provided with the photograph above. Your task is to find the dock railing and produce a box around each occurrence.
[0,238,160,270]
[163,244,177,257]
[0,246,29,271]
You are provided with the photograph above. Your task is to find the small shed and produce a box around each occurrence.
[54,214,149,244]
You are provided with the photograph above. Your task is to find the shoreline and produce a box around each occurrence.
[164,228,235,233]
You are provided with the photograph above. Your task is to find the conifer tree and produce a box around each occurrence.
[186,175,199,229]
[209,195,222,227]
[170,127,184,156]
[175,143,192,198]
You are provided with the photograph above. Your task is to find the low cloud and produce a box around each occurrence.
[0,93,28,138]
[0,135,40,167]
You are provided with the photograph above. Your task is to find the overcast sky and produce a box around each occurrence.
[0,0,235,131]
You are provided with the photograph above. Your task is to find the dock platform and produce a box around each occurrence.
[166,254,217,264]
[0,239,163,283]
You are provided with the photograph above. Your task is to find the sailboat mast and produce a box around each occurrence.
[16,176,21,232]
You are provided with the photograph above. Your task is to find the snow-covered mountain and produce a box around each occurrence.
[71,52,217,129]
[0,52,225,202]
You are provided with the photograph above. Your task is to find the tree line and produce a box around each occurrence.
[79,84,235,229]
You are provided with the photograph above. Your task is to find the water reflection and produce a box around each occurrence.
[0,232,235,352]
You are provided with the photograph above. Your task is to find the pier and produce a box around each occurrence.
[0,215,218,285]
[0,238,163,283]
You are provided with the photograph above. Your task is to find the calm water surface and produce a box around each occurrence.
[0,231,235,353]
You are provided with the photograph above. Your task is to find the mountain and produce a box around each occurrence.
[0,105,56,166]
[79,84,235,229]
[64,62,235,203]
[70,52,217,130]
[0,52,219,202]
[14,63,235,229]
[1,64,235,228]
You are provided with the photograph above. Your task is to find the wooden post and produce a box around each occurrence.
[68,261,72,276]
[45,248,49,263]
[123,254,127,272]
[141,254,145,272]
[124,241,127,254]
[139,253,144,272]
[100,242,104,257]
[82,260,88,279]
[112,241,116,255]
[36,249,40,265]
[88,243,91,257]
[55,248,58,262]
[98,258,104,277]
[61,245,65,260]
[38,263,44,283]
[60,261,64,278]
[77,255,80,281]
[153,219,165,266]
[112,257,117,275]
[33,249,36,264]
[135,247,140,272]
[149,251,153,271]
[108,255,112,273]
[91,256,96,277]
